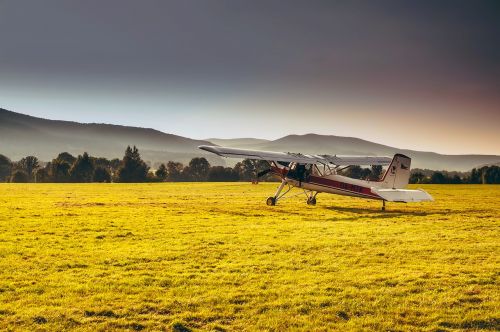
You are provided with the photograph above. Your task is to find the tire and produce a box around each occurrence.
[266,197,276,206]
[307,197,316,206]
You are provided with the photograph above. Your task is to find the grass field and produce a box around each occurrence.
[0,183,498,331]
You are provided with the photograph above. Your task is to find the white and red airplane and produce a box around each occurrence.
[199,145,433,210]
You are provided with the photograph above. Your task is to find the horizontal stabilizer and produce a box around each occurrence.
[371,187,433,202]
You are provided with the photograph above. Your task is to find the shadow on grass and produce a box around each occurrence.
[325,206,431,216]
[439,318,499,330]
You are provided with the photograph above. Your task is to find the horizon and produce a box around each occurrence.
[1,1,499,155]
[2,107,499,157]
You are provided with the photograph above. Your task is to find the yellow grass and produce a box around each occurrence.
[0,183,498,331]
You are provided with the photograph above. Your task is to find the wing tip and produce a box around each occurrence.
[198,145,222,156]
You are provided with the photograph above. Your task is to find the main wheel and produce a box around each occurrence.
[266,197,276,206]
[307,197,316,206]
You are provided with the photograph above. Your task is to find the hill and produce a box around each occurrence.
[476,161,500,168]
[0,108,223,166]
[211,134,500,171]
[1,109,499,171]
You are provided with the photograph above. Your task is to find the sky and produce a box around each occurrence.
[1,0,499,155]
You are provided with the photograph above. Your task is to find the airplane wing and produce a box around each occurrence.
[199,145,392,166]
[321,155,392,166]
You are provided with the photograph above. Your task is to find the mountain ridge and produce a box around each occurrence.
[1,108,499,171]
[0,108,223,166]
[213,134,500,171]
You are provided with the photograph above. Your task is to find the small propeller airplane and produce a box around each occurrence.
[199,145,433,210]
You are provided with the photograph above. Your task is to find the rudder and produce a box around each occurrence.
[379,154,411,189]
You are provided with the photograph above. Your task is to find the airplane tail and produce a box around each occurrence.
[372,154,433,202]
[379,154,411,189]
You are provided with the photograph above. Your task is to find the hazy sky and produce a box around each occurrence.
[1,0,499,154]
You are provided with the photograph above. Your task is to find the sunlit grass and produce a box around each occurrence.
[0,183,498,331]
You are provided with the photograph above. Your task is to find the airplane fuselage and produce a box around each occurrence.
[286,174,383,200]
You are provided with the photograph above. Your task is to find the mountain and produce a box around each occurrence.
[208,134,500,171]
[1,109,499,171]
[476,161,500,168]
[0,108,223,166]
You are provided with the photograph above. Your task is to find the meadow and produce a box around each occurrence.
[0,183,498,331]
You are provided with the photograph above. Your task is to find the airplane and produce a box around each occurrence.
[199,145,433,210]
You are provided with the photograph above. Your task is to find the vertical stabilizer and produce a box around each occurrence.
[379,154,411,189]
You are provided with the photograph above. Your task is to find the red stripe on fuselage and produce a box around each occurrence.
[308,175,381,199]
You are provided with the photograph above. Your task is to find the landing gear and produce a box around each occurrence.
[382,200,386,211]
[306,191,318,206]
[266,180,288,206]
[265,180,318,206]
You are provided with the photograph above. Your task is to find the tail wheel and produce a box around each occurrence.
[266,197,276,206]
[307,197,316,206]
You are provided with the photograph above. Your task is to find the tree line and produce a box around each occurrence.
[0,146,273,183]
[0,147,498,183]
[409,167,500,184]
[337,165,499,184]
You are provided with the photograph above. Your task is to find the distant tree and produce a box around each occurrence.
[155,163,167,180]
[70,152,94,182]
[484,165,500,184]
[146,171,163,182]
[117,146,149,182]
[370,165,383,181]
[409,172,425,184]
[10,170,29,183]
[93,166,111,183]
[35,167,51,183]
[450,174,462,184]
[50,160,71,182]
[360,167,372,180]
[469,168,481,184]
[92,157,111,169]
[0,154,12,182]
[107,158,121,179]
[233,159,258,181]
[208,166,239,181]
[109,158,121,170]
[187,157,210,181]
[180,165,192,181]
[56,152,76,165]
[344,165,363,179]
[430,172,447,184]
[166,161,184,181]
[17,156,39,181]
